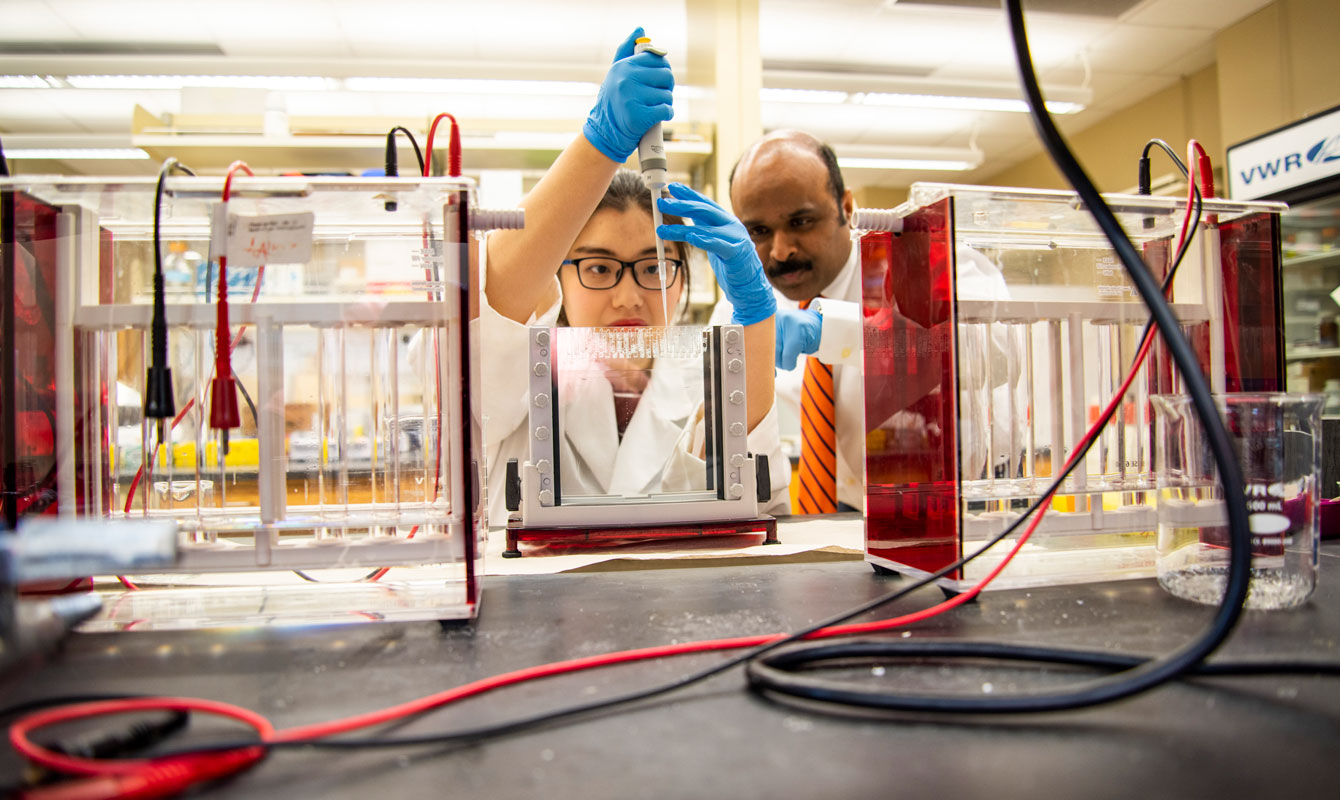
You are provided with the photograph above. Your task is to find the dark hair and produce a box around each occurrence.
[729,132,847,225]
[558,169,692,325]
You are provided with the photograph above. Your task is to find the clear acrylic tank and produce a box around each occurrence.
[502,324,778,555]
[860,183,1287,591]
[0,174,512,629]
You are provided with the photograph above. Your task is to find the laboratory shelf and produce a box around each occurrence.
[1283,249,1340,269]
[1286,346,1340,362]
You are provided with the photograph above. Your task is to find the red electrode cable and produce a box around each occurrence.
[13,150,1202,800]
[370,111,468,578]
[12,193,1202,799]
[118,165,267,594]
[12,698,270,800]
[7,323,1174,798]
[1189,139,1216,225]
[418,111,461,521]
[209,161,254,445]
[9,312,1182,794]
[423,113,461,177]
[1189,139,1215,199]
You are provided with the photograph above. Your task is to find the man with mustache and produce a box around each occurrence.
[708,130,865,514]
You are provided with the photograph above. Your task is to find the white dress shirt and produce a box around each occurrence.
[710,242,866,510]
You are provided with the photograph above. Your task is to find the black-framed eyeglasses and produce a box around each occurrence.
[561,257,683,291]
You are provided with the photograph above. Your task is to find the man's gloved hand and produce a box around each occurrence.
[656,183,777,327]
[582,27,675,163]
[775,308,821,371]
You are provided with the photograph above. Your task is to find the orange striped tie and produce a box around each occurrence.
[797,299,837,514]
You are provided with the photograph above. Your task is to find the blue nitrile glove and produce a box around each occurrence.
[775,308,821,371]
[656,183,777,327]
[582,27,675,163]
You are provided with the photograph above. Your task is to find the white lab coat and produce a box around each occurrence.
[476,258,791,529]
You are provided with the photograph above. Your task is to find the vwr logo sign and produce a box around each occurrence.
[1228,107,1340,200]
[1237,132,1340,187]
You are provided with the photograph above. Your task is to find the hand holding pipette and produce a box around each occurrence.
[582,28,674,163]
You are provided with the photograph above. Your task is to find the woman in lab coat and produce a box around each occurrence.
[480,28,789,527]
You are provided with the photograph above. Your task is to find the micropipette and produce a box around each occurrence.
[634,36,671,327]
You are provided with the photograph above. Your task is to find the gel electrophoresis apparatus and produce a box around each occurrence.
[859,183,1287,591]
[502,324,776,555]
[0,175,517,629]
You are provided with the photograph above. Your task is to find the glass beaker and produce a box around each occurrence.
[1151,393,1323,610]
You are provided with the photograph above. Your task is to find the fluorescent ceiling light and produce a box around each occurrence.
[838,156,977,171]
[760,87,848,104]
[1042,100,1084,114]
[764,70,1090,115]
[856,92,1082,114]
[836,145,983,172]
[65,75,333,90]
[6,148,149,160]
[0,75,59,88]
[346,77,597,96]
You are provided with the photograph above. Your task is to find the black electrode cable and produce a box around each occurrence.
[142,53,1217,756]
[144,158,197,441]
[0,693,172,794]
[747,188,1205,710]
[1007,0,1253,657]
[148,406,1116,757]
[384,126,426,211]
[1140,138,1196,231]
[741,0,1256,714]
[746,639,1340,714]
[147,276,1186,757]
[384,126,425,177]
[754,641,1340,682]
[1140,137,1190,194]
[32,10,1289,770]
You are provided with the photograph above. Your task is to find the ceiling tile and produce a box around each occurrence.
[198,1,350,58]
[1123,0,1275,29]
[37,0,214,44]
[902,0,1145,16]
[1081,23,1214,74]
[327,0,685,64]
[1086,73,1181,114]
[763,1,1111,77]
[1,1,82,39]
[1150,40,1216,77]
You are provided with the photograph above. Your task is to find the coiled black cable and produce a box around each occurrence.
[741,0,1254,714]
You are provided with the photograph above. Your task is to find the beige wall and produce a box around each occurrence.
[980,0,1340,194]
[980,66,1220,193]
[1217,0,1340,151]
[854,186,908,211]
